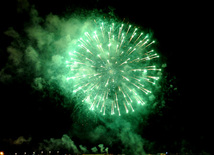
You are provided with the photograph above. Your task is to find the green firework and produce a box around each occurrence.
[66,18,162,116]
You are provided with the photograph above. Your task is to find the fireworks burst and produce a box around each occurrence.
[66,18,162,116]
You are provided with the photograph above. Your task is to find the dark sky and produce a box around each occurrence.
[0,0,210,154]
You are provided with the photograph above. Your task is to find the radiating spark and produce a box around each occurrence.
[134,32,143,43]
[126,25,131,35]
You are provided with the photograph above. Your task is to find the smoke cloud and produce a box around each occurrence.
[39,134,79,153]
[1,5,169,154]
[13,136,32,145]
[39,134,109,154]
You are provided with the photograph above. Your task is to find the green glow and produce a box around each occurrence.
[66,18,162,115]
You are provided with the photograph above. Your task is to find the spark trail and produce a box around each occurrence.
[66,18,162,116]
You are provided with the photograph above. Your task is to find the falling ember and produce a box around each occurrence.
[66,18,162,115]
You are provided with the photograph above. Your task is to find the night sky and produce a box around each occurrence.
[0,0,210,154]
